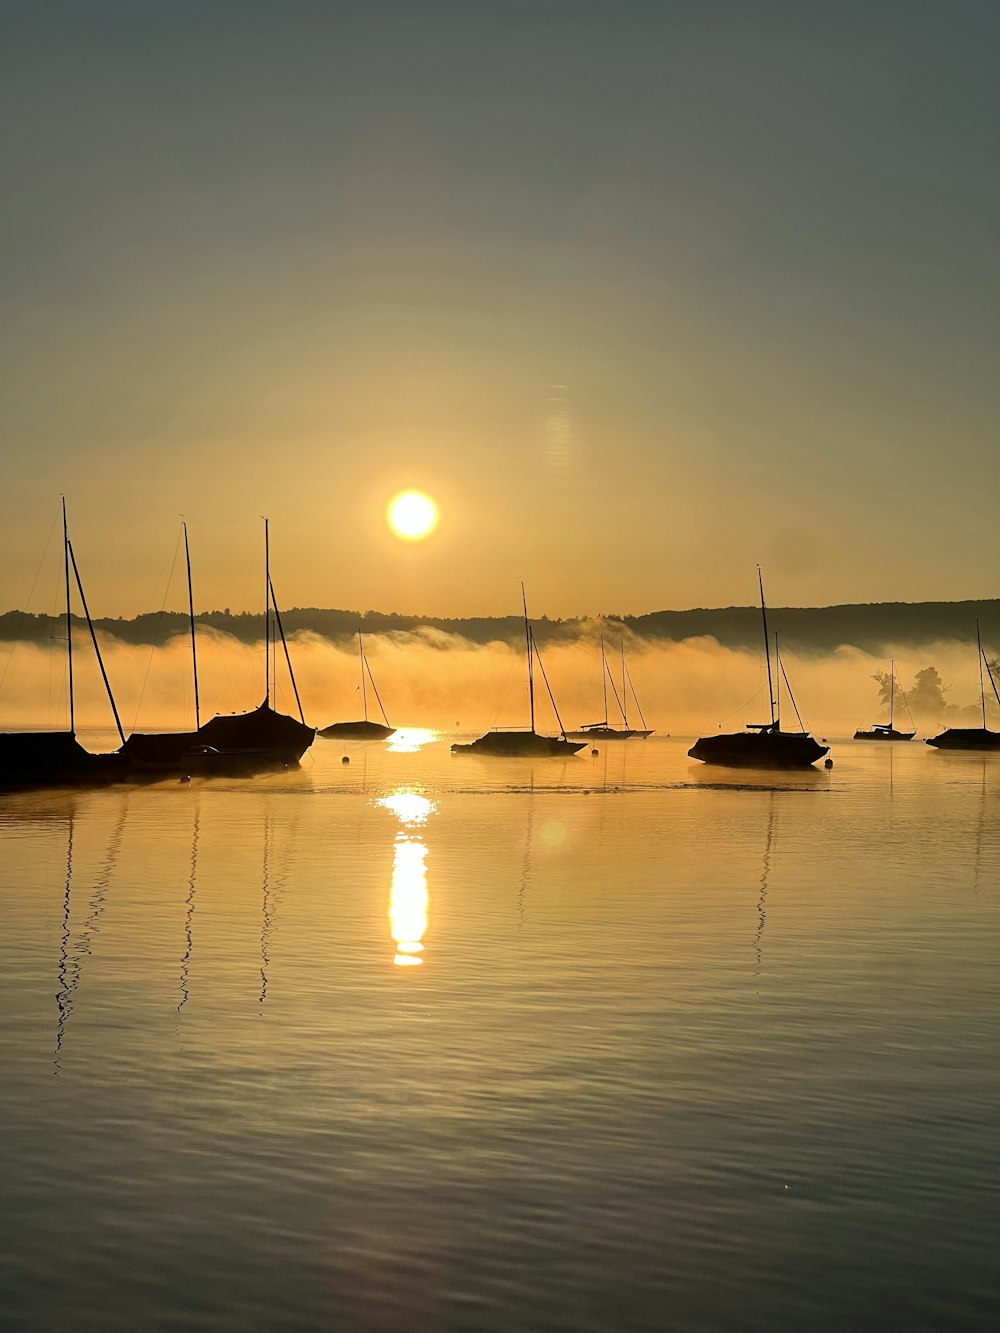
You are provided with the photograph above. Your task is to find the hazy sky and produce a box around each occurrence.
[1,0,997,620]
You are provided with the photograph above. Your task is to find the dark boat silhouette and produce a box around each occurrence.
[688,570,829,769]
[453,586,586,757]
[926,621,1000,751]
[927,727,1000,751]
[1,500,131,790]
[319,629,395,740]
[854,660,915,741]
[0,730,126,789]
[566,635,654,741]
[120,519,314,775]
[321,720,394,740]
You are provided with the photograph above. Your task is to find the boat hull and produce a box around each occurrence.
[122,703,315,775]
[853,728,915,741]
[0,731,130,790]
[196,702,315,764]
[452,730,587,757]
[318,720,395,740]
[566,726,638,741]
[926,728,1000,751]
[688,730,829,768]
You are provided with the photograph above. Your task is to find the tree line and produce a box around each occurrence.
[3,598,1000,656]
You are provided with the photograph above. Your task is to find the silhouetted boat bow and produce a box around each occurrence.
[688,722,828,768]
[120,519,314,776]
[1,500,130,790]
[566,635,654,741]
[854,660,915,741]
[926,621,1000,751]
[688,570,829,769]
[453,586,586,757]
[319,629,396,740]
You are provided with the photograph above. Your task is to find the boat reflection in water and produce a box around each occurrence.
[377,791,436,966]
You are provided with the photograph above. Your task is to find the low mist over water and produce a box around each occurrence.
[2,624,997,738]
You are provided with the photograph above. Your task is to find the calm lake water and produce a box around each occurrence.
[2,731,999,1332]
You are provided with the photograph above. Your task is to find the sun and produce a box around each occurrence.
[387,490,438,541]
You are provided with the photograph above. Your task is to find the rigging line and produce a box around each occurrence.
[600,635,609,726]
[619,635,628,729]
[234,528,264,700]
[183,521,200,731]
[63,499,74,734]
[758,566,776,727]
[132,528,183,732]
[205,624,241,711]
[623,659,650,729]
[67,539,126,745]
[521,582,535,734]
[578,642,601,724]
[981,640,1000,711]
[268,576,305,724]
[486,652,518,730]
[777,650,806,733]
[714,682,765,730]
[531,630,568,736]
[363,647,391,727]
[698,650,733,734]
[358,629,368,720]
[604,648,628,725]
[894,667,917,731]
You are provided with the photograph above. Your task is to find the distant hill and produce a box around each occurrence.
[3,600,1000,654]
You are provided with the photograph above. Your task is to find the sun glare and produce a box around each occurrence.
[388,490,438,541]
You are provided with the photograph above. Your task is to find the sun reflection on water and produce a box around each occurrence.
[377,790,436,966]
[386,728,438,754]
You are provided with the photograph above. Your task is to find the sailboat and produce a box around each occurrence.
[926,621,1000,751]
[452,586,587,757]
[318,630,395,739]
[121,519,315,774]
[567,634,653,740]
[618,637,654,739]
[1,500,129,789]
[688,570,829,768]
[854,660,915,740]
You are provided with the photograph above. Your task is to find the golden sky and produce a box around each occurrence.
[1,2,998,619]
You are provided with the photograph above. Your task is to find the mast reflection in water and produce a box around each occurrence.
[376,791,435,966]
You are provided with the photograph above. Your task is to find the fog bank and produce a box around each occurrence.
[3,627,997,738]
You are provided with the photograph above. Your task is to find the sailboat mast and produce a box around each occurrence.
[62,497,74,734]
[264,517,270,706]
[620,637,628,728]
[600,635,608,726]
[758,566,776,728]
[183,521,200,730]
[977,620,986,729]
[359,629,369,722]
[889,659,894,729]
[521,582,535,733]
